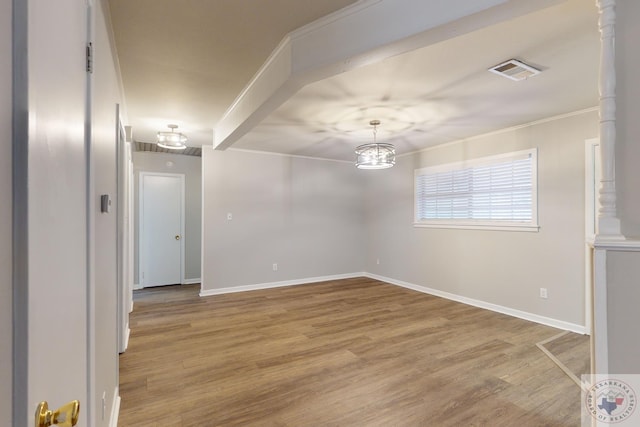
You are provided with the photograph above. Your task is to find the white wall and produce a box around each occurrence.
[0,0,12,423]
[133,152,202,283]
[365,110,598,328]
[201,149,365,291]
[92,1,124,424]
[200,113,597,330]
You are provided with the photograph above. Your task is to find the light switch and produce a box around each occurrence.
[100,194,111,213]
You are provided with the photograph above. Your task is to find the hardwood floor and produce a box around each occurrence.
[119,278,588,426]
[537,331,591,388]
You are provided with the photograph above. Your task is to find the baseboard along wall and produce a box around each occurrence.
[199,272,587,334]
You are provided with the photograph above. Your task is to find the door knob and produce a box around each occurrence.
[35,400,79,427]
[175,235,181,240]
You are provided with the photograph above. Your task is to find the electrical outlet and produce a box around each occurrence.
[540,288,548,299]
[376,258,380,265]
[273,263,278,271]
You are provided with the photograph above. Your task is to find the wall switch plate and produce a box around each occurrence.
[540,288,548,299]
[273,263,278,271]
[100,194,111,213]
[227,213,232,220]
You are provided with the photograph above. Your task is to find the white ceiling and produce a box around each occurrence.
[109,0,599,161]
[109,0,358,146]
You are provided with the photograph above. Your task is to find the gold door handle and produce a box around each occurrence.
[35,400,80,427]
[175,235,181,240]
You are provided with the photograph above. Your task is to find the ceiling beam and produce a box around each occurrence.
[214,0,565,150]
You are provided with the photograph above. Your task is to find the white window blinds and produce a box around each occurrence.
[414,149,538,230]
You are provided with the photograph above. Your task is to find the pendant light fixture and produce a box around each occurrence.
[157,124,187,150]
[355,120,395,169]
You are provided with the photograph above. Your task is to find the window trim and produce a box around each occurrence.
[413,148,539,232]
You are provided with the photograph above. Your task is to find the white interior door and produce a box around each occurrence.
[139,173,185,287]
[12,0,91,424]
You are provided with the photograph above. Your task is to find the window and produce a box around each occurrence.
[414,149,538,231]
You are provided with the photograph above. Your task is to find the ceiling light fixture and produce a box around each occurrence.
[157,124,187,150]
[355,120,395,169]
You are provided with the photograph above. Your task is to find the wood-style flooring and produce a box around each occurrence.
[119,277,588,426]
[537,330,592,390]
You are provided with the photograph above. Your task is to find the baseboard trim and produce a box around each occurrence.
[199,272,364,297]
[199,272,586,334]
[121,326,130,353]
[109,387,120,427]
[364,273,587,335]
[182,278,201,285]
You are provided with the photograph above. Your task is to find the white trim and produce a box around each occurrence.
[199,273,364,297]
[585,138,601,242]
[288,0,380,39]
[585,138,600,337]
[182,278,201,285]
[416,147,536,172]
[414,223,539,232]
[364,273,587,335]
[536,332,588,390]
[108,387,121,427]
[121,327,130,354]
[116,108,132,355]
[200,146,205,303]
[200,272,587,334]
[227,147,352,164]
[86,3,97,422]
[593,249,609,374]
[594,238,640,251]
[133,283,143,290]
[398,107,598,158]
[180,176,186,284]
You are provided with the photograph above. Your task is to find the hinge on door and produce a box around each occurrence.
[86,42,93,73]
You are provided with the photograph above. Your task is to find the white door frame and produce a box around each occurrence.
[138,172,186,287]
[116,107,133,353]
[584,138,600,337]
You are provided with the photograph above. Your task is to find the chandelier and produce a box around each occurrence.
[157,124,187,150]
[355,120,395,169]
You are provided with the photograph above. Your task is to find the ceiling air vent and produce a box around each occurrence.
[489,59,541,81]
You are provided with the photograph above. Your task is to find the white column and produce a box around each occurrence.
[591,0,620,380]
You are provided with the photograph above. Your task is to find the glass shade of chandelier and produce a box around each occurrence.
[355,120,395,169]
[157,124,187,150]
